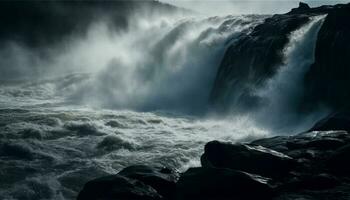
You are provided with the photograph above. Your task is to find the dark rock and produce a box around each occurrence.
[286,130,348,151]
[201,141,295,178]
[77,174,162,200]
[305,138,345,150]
[283,174,339,191]
[176,167,274,200]
[299,2,311,10]
[118,165,179,199]
[252,136,290,152]
[327,144,350,176]
[303,4,350,111]
[210,2,350,114]
[289,2,311,14]
[286,138,345,151]
[309,112,350,132]
[210,12,312,111]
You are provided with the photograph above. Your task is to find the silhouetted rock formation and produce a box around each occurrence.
[118,165,179,199]
[176,167,274,200]
[77,165,179,200]
[78,114,350,200]
[210,2,350,113]
[77,174,162,200]
[201,141,295,178]
[303,4,350,111]
[309,111,350,132]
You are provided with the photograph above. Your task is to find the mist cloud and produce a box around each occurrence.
[161,0,350,15]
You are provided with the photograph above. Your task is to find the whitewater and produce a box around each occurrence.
[0,13,325,200]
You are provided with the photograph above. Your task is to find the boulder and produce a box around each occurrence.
[77,174,162,200]
[201,141,295,178]
[118,165,179,199]
[289,2,311,13]
[176,167,274,200]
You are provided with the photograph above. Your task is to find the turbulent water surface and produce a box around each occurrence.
[0,13,326,200]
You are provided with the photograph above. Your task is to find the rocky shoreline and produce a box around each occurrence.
[76,2,350,199]
[77,112,350,200]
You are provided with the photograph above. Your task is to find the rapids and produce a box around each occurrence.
[0,13,326,200]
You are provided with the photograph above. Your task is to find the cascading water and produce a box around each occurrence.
[254,15,328,133]
[67,15,266,114]
[0,10,328,200]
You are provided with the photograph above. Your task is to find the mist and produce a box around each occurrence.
[161,0,350,15]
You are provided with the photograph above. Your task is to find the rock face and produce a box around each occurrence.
[303,4,350,111]
[77,174,162,200]
[210,2,350,113]
[78,165,179,200]
[118,165,179,199]
[78,113,350,200]
[176,167,274,200]
[309,111,350,132]
[210,12,312,111]
[201,141,294,178]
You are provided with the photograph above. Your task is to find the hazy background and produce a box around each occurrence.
[160,0,350,15]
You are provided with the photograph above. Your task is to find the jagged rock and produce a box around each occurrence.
[201,141,295,178]
[303,4,350,111]
[77,174,162,200]
[252,136,291,152]
[210,2,350,114]
[290,2,311,13]
[210,12,312,111]
[299,2,311,9]
[309,112,350,132]
[118,165,179,199]
[175,167,274,200]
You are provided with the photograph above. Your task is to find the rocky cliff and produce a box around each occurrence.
[210,2,350,113]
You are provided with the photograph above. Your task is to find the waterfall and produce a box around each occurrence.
[253,15,328,133]
[69,15,266,114]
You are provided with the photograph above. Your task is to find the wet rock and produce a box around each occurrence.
[210,12,312,110]
[303,4,350,111]
[201,141,295,178]
[251,136,290,152]
[77,174,162,200]
[286,137,345,151]
[305,138,345,150]
[176,167,274,200]
[283,174,339,191]
[118,165,179,199]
